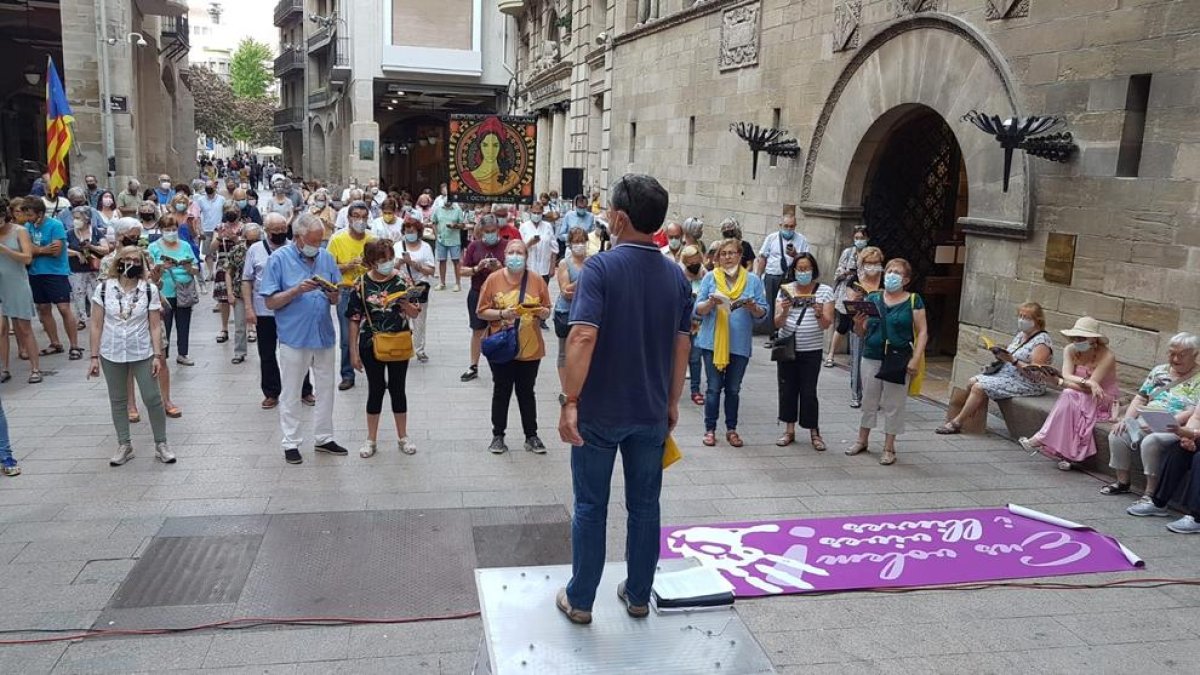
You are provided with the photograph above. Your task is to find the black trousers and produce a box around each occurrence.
[256,316,312,399]
[360,342,409,415]
[763,273,784,337]
[161,296,192,358]
[1152,441,1200,517]
[488,358,540,438]
[777,349,823,429]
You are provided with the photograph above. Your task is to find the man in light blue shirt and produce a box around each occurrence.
[259,213,346,465]
[194,180,227,280]
[557,194,595,253]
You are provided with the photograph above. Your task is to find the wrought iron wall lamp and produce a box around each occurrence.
[729,122,801,179]
[961,111,1077,192]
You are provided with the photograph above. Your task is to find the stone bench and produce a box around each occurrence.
[993,393,1142,481]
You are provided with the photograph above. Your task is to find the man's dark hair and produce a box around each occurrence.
[22,197,45,216]
[609,174,668,235]
[347,200,370,218]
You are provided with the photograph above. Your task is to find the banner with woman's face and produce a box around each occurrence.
[447,114,537,204]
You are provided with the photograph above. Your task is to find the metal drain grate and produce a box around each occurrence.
[108,535,261,609]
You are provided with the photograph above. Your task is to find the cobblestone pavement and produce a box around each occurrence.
[1,289,1198,674]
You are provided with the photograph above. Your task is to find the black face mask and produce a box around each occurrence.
[205,188,215,195]
[268,232,288,246]
[86,183,97,190]
[121,263,143,279]
[139,214,155,222]
[686,263,702,275]
[120,237,139,247]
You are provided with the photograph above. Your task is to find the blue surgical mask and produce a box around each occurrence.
[854,239,867,249]
[301,244,320,258]
[576,208,588,217]
[375,261,395,275]
[530,214,542,223]
[1017,317,1035,333]
[1073,341,1092,353]
[161,231,179,243]
[505,254,526,272]
[795,271,813,285]
[404,232,419,243]
[883,272,903,292]
[780,229,795,241]
[668,238,682,251]
[236,200,248,209]
[483,233,499,246]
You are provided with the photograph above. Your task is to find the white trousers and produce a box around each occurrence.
[859,357,909,436]
[412,303,428,356]
[278,344,336,450]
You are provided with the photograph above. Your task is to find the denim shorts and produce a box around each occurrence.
[435,242,461,261]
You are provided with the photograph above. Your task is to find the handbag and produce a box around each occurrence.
[553,310,570,339]
[403,261,431,304]
[769,302,808,363]
[360,277,414,362]
[481,272,528,365]
[422,226,436,242]
[981,330,1047,375]
[173,276,199,308]
[873,295,912,385]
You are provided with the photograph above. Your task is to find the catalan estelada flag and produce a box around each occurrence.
[45,56,74,199]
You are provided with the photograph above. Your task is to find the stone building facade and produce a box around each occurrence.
[513,0,1200,393]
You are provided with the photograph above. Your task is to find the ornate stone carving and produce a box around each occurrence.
[833,0,862,53]
[718,1,761,71]
[985,0,1029,20]
[892,0,939,16]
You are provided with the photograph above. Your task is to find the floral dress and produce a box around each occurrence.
[211,227,244,304]
[974,331,1055,400]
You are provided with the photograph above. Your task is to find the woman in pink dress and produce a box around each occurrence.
[1019,317,1119,471]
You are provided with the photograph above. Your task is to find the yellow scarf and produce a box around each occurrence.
[712,267,747,372]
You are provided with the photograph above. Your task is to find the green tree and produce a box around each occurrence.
[231,96,277,146]
[189,66,235,143]
[228,38,274,99]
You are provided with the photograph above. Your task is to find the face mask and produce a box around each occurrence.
[162,231,179,243]
[249,199,258,207]
[1017,317,1035,333]
[668,238,682,251]
[349,220,366,233]
[300,243,320,258]
[174,203,187,212]
[86,183,97,190]
[383,214,396,224]
[404,232,419,243]
[268,232,288,246]
[862,264,883,276]
[120,237,139,247]
[1073,341,1092,353]
[101,197,114,207]
[375,261,395,275]
[315,200,327,208]
[883,272,903,292]
[237,200,248,209]
[505,254,526,272]
[205,188,215,195]
[483,233,499,246]
[571,243,587,256]
[854,239,868,249]
[576,208,588,216]
[686,263,702,274]
[530,214,542,223]
[121,262,143,279]
[160,182,171,190]
[722,230,736,239]
[73,219,86,229]
[795,271,813,285]
[780,229,795,241]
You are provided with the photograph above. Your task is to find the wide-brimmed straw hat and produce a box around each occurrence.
[1060,316,1108,344]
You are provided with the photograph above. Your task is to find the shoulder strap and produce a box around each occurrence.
[1148,369,1200,400]
[359,276,375,332]
[1013,329,1048,352]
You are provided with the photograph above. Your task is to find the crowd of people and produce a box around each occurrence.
[1,166,1199,544]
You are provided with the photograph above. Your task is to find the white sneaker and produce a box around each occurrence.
[1166,515,1200,534]
[1126,496,1170,517]
[1018,437,1040,455]
[154,442,176,464]
[359,441,377,458]
[110,444,134,466]
[398,437,417,455]
[435,283,446,291]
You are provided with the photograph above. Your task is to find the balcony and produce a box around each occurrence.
[273,48,305,78]
[160,15,189,61]
[330,36,351,85]
[274,0,303,26]
[308,89,332,109]
[273,107,304,132]
[498,0,524,16]
[136,0,187,17]
[307,23,333,54]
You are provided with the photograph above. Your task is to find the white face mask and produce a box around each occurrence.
[570,243,586,256]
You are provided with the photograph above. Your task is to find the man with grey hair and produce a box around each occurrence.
[259,212,346,465]
[117,179,142,217]
[335,189,365,231]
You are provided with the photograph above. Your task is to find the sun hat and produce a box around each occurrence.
[1060,316,1108,344]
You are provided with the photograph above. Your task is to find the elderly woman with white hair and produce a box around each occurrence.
[66,204,109,330]
[1105,331,1200,507]
[707,217,755,270]
[682,216,705,254]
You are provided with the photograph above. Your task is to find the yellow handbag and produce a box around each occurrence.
[361,278,414,362]
[663,435,683,469]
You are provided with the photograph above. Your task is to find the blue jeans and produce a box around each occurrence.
[337,288,354,383]
[0,393,11,465]
[688,336,703,395]
[566,421,668,611]
[702,349,749,432]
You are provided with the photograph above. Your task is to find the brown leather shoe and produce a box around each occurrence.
[616,580,649,618]
[261,397,278,409]
[555,588,592,625]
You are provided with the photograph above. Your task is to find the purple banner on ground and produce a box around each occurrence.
[660,505,1143,597]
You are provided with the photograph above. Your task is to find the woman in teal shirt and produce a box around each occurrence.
[148,216,200,366]
[848,258,927,466]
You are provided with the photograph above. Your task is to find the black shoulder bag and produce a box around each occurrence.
[770,298,808,363]
[874,295,912,385]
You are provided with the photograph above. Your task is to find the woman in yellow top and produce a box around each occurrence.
[477,239,552,455]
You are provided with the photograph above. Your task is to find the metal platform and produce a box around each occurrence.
[473,563,775,675]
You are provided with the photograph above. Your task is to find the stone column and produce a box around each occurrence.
[347,78,379,181]
[549,109,566,195]
[534,112,550,193]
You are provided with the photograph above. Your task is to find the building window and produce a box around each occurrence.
[1116,74,1151,178]
[687,116,695,165]
[769,108,781,168]
[629,122,636,163]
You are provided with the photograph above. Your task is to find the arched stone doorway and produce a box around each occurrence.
[310,122,326,181]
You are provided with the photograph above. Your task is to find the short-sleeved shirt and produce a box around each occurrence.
[27,217,69,277]
[477,271,551,361]
[66,224,107,274]
[242,240,282,317]
[694,269,769,358]
[758,231,810,276]
[116,191,141,215]
[147,240,199,299]
[462,239,509,291]
[778,283,834,353]
[345,273,413,350]
[560,210,595,237]
[1138,364,1200,414]
[258,243,340,349]
[395,241,436,286]
[264,197,295,221]
[194,194,227,233]
[91,279,162,363]
[433,205,465,246]
[862,291,926,360]
[520,220,558,277]
[326,230,374,287]
[569,242,694,427]
[370,217,405,242]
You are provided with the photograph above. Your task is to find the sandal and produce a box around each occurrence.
[823,358,835,368]
[810,432,827,452]
[1099,481,1131,496]
[726,431,744,448]
[164,404,182,419]
[776,432,795,447]
[0,370,10,383]
[68,347,84,361]
[27,370,43,384]
[39,344,64,356]
[845,442,868,456]
[216,331,229,344]
[691,392,705,406]
[231,355,246,364]
[1057,460,1072,471]
[880,449,897,466]
[702,431,717,447]
[935,420,962,435]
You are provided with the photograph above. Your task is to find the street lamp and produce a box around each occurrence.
[107,32,148,47]
[961,111,1077,192]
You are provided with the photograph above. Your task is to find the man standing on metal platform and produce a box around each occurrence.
[557,174,694,624]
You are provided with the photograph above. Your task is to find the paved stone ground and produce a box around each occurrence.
[1,287,1198,674]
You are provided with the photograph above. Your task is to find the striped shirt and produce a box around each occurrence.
[778,283,834,353]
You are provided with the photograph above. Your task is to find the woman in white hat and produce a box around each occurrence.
[1019,316,1119,470]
